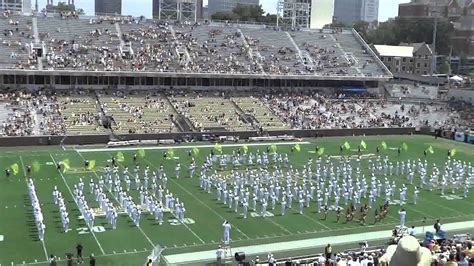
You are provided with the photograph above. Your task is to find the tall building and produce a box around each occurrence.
[153,0,203,19]
[310,0,334,28]
[0,0,32,14]
[95,0,122,15]
[361,0,379,22]
[333,0,378,26]
[208,0,259,17]
[333,0,362,25]
[398,0,450,18]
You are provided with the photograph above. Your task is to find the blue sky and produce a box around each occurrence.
[37,0,410,22]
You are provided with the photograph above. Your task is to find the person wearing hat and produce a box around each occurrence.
[379,235,432,266]
[216,245,224,266]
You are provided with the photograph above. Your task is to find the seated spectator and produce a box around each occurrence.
[379,235,432,266]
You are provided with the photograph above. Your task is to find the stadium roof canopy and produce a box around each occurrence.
[373,45,414,58]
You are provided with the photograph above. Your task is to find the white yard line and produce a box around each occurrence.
[76,141,311,153]
[74,150,157,248]
[49,153,106,255]
[98,150,206,245]
[262,216,292,234]
[19,155,50,261]
[143,157,251,239]
[300,212,331,230]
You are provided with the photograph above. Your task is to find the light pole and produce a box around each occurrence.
[430,0,438,76]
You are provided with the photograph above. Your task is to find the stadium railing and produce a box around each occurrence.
[0,127,428,147]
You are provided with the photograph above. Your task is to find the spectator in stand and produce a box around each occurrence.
[379,235,432,266]
[465,241,474,258]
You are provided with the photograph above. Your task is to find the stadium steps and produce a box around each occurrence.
[229,98,258,130]
[175,114,195,132]
[164,95,195,132]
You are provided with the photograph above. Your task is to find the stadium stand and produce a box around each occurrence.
[232,96,288,131]
[170,92,252,132]
[98,92,177,134]
[0,88,472,137]
[57,93,104,135]
[0,14,390,77]
[0,15,34,69]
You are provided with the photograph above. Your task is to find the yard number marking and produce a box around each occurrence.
[441,195,463,200]
[250,211,275,218]
[76,226,106,235]
[168,218,195,226]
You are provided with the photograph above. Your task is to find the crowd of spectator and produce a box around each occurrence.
[0,89,471,136]
[257,233,474,265]
[0,91,62,136]
[0,13,388,77]
[99,91,176,134]
[261,91,467,130]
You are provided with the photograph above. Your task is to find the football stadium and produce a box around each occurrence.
[0,11,473,266]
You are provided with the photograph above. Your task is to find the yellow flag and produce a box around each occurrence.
[167,148,175,159]
[294,144,301,152]
[32,160,41,172]
[242,145,248,154]
[116,152,125,162]
[214,143,222,153]
[450,149,456,157]
[427,145,434,154]
[137,149,146,158]
[360,140,367,150]
[88,160,96,170]
[270,144,277,153]
[61,159,70,172]
[10,163,19,175]
[317,147,325,156]
[402,142,408,151]
[344,141,351,150]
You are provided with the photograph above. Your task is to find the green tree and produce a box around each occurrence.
[211,11,238,21]
[353,20,369,39]
[365,17,454,55]
[54,2,85,14]
[439,59,450,74]
[232,4,264,22]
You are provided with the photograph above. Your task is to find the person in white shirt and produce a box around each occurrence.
[216,245,224,266]
[408,225,416,236]
[346,256,360,266]
[398,208,407,227]
[222,221,231,243]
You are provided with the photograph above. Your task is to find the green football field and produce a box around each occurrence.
[0,135,473,265]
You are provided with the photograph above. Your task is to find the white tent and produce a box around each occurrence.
[449,75,463,82]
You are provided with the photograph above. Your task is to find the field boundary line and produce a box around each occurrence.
[24,248,151,265]
[74,150,157,248]
[163,218,474,264]
[19,155,50,261]
[75,141,311,153]
[142,157,251,239]
[49,153,106,255]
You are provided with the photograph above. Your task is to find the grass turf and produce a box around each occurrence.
[0,135,473,265]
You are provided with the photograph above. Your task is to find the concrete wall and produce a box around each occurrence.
[448,89,474,104]
[0,128,423,147]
